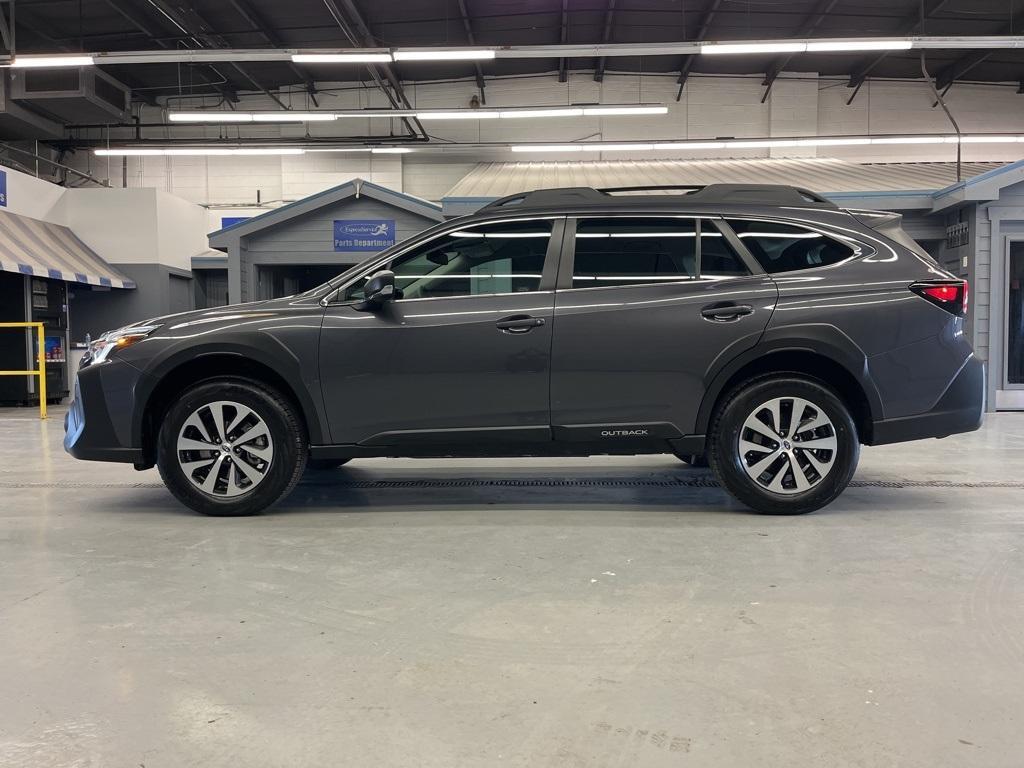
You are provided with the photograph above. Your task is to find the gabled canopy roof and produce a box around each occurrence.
[209,179,444,248]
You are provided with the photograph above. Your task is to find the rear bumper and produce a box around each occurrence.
[869,355,985,446]
[63,363,144,464]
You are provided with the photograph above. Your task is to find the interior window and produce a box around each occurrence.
[344,220,551,301]
[727,219,854,273]
[572,217,697,288]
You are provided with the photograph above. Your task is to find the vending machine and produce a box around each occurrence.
[0,271,70,406]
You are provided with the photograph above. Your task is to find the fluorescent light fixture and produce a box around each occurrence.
[229,148,306,155]
[169,104,668,122]
[251,112,337,122]
[871,136,947,144]
[94,149,165,156]
[393,49,496,61]
[170,111,336,122]
[725,139,799,148]
[658,142,727,150]
[169,112,254,123]
[370,147,413,154]
[510,134,1024,153]
[580,143,655,151]
[582,106,669,116]
[702,42,806,55]
[95,148,304,156]
[499,108,584,119]
[796,138,872,146]
[304,147,372,153]
[510,145,583,153]
[416,110,500,120]
[11,55,95,68]
[292,52,393,63]
[957,135,1022,143]
[806,40,912,52]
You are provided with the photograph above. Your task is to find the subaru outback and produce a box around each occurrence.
[64,184,984,516]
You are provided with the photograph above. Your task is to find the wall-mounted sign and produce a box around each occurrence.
[0,169,7,207]
[333,219,396,252]
[220,216,249,229]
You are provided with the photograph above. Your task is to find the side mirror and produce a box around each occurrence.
[356,270,397,311]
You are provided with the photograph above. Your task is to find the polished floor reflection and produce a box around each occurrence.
[2,406,1023,767]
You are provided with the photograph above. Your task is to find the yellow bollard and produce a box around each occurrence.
[0,322,48,419]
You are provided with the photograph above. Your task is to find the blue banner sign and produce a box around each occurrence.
[0,169,7,207]
[334,219,396,252]
[220,216,249,229]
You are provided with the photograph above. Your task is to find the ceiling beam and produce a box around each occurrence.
[131,0,286,108]
[225,0,319,103]
[761,0,839,102]
[319,0,426,139]
[593,0,616,82]
[0,0,14,61]
[456,0,486,103]
[847,0,951,89]
[103,0,236,103]
[676,0,723,99]
[934,8,1024,90]
[557,0,569,82]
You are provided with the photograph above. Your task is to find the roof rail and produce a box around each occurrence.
[477,183,837,212]
[597,184,705,194]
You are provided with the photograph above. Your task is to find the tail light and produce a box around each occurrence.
[909,280,968,316]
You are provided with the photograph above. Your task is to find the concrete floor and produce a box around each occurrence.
[1,406,1023,768]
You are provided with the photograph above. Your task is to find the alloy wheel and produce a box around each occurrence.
[738,396,837,495]
[176,400,274,497]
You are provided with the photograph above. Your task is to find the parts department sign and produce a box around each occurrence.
[333,219,395,252]
[0,169,7,207]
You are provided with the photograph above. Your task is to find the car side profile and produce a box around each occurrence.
[64,183,985,516]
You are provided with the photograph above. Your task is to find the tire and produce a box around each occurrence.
[157,378,307,516]
[306,458,352,471]
[707,375,859,515]
[672,452,709,468]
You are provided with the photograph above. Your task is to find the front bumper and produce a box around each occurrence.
[63,361,144,464]
[869,355,985,446]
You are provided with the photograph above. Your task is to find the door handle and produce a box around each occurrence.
[700,303,754,322]
[496,314,546,333]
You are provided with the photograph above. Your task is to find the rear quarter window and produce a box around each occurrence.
[727,220,856,273]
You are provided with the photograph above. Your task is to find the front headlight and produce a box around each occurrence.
[86,324,162,366]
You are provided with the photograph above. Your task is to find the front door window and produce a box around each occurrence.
[343,220,553,301]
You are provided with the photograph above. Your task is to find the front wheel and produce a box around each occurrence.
[157,379,307,516]
[708,376,859,515]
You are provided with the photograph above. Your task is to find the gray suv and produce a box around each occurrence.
[64,184,984,516]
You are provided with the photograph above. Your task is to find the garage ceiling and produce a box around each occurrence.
[8,0,1024,104]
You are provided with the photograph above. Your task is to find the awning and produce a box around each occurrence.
[0,208,136,289]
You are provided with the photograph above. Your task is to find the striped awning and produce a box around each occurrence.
[0,208,136,289]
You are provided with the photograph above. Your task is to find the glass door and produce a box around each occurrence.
[1007,242,1024,389]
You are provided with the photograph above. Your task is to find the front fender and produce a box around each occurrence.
[128,336,327,448]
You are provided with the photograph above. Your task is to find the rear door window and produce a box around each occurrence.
[726,219,855,273]
[571,217,697,288]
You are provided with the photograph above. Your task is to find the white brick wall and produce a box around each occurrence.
[65,71,1024,206]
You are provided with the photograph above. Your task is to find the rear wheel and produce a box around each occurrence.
[708,376,859,515]
[157,379,307,516]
